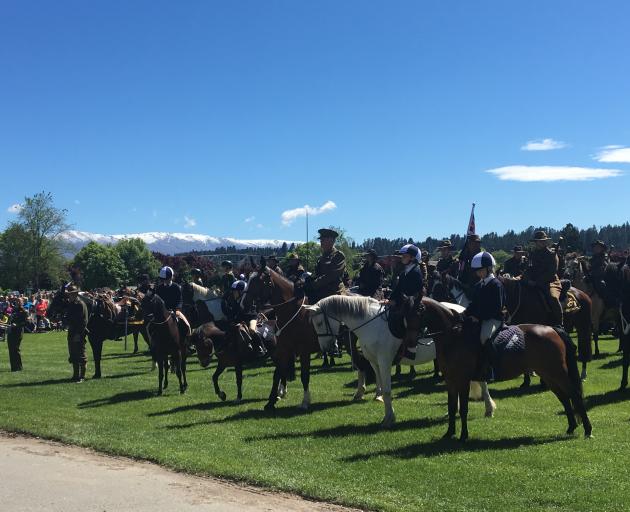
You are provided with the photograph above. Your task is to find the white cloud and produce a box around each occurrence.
[256,223,264,229]
[184,215,197,228]
[244,216,255,223]
[595,145,630,163]
[281,200,337,226]
[521,138,568,151]
[74,199,80,205]
[7,203,22,213]
[486,165,623,182]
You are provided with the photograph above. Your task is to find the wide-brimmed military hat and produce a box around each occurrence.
[591,240,608,250]
[286,252,300,261]
[467,234,481,243]
[513,245,525,253]
[64,284,80,295]
[318,228,339,240]
[437,240,453,249]
[530,230,552,242]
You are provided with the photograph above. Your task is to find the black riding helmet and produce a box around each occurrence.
[221,260,233,269]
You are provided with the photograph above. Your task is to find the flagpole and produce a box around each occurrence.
[305,210,309,271]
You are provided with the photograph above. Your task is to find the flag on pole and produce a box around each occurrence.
[467,203,476,236]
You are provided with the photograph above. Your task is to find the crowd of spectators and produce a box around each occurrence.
[0,291,57,336]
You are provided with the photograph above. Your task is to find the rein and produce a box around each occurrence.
[274,297,306,337]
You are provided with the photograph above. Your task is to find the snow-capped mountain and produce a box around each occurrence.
[60,230,301,256]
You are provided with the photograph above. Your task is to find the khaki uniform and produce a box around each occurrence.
[309,249,346,303]
[524,247,562,325]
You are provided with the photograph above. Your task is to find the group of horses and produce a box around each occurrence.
[47,254,630,443]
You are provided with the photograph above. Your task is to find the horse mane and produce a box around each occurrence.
[317,295,379,320]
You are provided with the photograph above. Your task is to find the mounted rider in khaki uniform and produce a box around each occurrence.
[522,231,563,326]
[305,228,346,303]
[284,252,305,283]
[502,245,528,278]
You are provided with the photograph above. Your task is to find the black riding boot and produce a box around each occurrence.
[480,342,496,382]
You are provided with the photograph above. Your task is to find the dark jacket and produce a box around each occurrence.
[221,294,256,323]
[356,262,384,297]
[310,249,346,300]
[156,282,183,311]
[502,256,527,278]
[524,248,559,287]
[465,277,505,321]
[285,264,305,283]
[67,298,89,334]
[390,263,424,304]
[220,273,236,294]
[437,255,458,276]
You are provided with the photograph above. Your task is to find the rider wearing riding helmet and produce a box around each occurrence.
[220,260,236,294]
[463,251,505,379]
[388,244,424,360]
[221,280,265,357]
[191,268,204,286]
[156,266,190,332]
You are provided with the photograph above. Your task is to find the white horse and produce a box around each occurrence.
[304,295,495,428]
[188,282,225,322]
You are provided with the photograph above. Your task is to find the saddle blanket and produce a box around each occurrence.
[490,325,526,362]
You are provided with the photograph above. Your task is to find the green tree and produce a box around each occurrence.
[72,242,127,289]
[16,191,70,289]
[0,224,34,290]
[559,223,582,252]
[114,238,160,283]
[294,242,320,273]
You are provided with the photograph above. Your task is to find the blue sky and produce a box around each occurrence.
[2,1,629,243]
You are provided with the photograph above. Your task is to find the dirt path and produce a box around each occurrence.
[0,433,362,512]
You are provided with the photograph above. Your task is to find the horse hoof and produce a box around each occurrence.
[374,395,384,403]
[157,390,163,396]
[264,402,275,412]
[381,419,394,429]
[235,396,242,403]
[219,392,227,401]
[458,434,468,443]
[566,426,578,435]
[298,403,309,411]
[442,431,455,440]
[485,409,495,418]
[180,388,186,395]
[93,374,102,379]
[352,394,365,402]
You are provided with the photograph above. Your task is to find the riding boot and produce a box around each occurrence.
[71,363,80,382]
[77,363,86,383]
[477,342,496,382]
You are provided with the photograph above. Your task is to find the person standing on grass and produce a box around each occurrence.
[65,285,88,383]
[6,299,28,371]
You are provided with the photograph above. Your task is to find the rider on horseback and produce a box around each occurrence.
[220,261,236,294]
[156,266,191,335]
[463,251,505,381]
[523,230,563,326]
[457,234,482,299]
[221,280,266,358]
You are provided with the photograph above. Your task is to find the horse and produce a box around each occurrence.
[139,290,188,395]
[446,276,593,381]
[404,297,592,441]
[181,281,225,325]
[304,295,496,427]
[617,263,630,390]
[48,287,150,378]
[565,256,620,355]
[187,319,287,402]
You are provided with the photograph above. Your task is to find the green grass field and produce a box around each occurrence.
[0,331,629,511]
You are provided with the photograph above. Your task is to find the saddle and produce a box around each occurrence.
[386,305,406,339]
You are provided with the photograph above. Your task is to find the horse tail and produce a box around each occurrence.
[554,326,583,423]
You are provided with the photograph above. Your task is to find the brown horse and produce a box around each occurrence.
[500,277,593,381]
[188,319,287,402]
[140,290,188,395]
[404,297,592,441]
[242,264,322,411]
[48,287,150,378]
[618,263,630,390]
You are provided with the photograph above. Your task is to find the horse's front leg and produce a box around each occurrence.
[433,359,441,380]
[265,367,281,411]
[133,331,139,354]
[235,363,243,402]
[89,335,102,379]
[277,376,287,399]
[157,358,164,395]
[443,390,457,439]
[458,382,471,442]
[298,353,311,410]
[480,381,496,417]
[163,356,169,389]
[213,363,226,401]
[353,370,366,401]
[581,362,588,381]
[620,337,629,391]
[379,362,395,428]
[175,351,186,394]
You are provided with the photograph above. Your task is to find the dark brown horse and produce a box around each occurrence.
[405,297,592,441]
[618,263,630,390]
[188,319,287,402]
[140,290,188,395]
[500,278,593,381]
[48,287,150,378]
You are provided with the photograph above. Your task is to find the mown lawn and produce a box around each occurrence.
[0,331,629,511]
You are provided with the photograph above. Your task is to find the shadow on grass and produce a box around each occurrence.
[163,399,358,430]
[482,383,545,400]
[244,416,449,442]
[600,358,623,370]
[148,398,264,417]
[342,434,572,461]
[101,352,145,360]
[77,389,155,409]
[0,372,144,389]
[584,388,629,409]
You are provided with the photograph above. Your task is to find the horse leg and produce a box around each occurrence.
[265,367,281,411]
[322,353,330,368]
[394,364,402,380]
[213,363,227,401]
[581,362,588,381]
[620,337,629,391]
[163,356,169,389]
[277,376,288,399]
[298,353,311,410]
[458,383,471,442]
[353,370,366,401]
[133,331,139,354]
[443,390,457,439]
[379,361,395,428]
[520,372,531,388]
[174,352,185,394]
[373,362,384,402]
[408,365,416,379]
[433,359,441,380]
[90,336,102,379]
[181,353,188,392]
[480,381,496,418]
[157,358,164,395]
[235,363,243,402]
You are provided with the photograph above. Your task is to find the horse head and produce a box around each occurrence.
[188,323,216,368]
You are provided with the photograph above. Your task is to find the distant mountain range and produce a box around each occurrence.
[60,230,301,256]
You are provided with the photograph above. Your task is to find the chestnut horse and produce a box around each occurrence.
[404,297,592,441]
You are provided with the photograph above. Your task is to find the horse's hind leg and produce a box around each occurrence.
[90,336,102,379]
[133,331,139,353]
[277,376,287,399]
[174,353,185,394]
[181,354,188,392]
[379,362,395,428]
[547,384,578,435]
[458,383,471,442]
[157,358,164,395]
[265,367,281,411]
[163,357,169,389]
[619,335,629,391]
[480,381,496,417]
[235,363,243,402]
[353,370,366,401]
[213,363,226,401]
[433,359,441,380]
